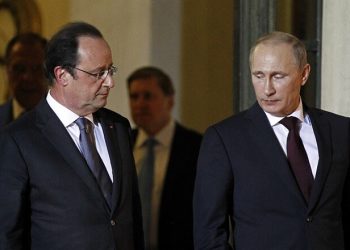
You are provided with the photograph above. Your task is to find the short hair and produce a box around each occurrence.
[5,32,47,63]
[44,21,103,84]
[249,31,308,69]
[127,66,175,96]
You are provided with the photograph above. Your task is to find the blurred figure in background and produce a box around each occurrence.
[0,32,48,126]
[127,66,202,250]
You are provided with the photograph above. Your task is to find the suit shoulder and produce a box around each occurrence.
[200,108,256,145]
[0,100,13,126]
[0,109,37,140]
[172,123,202,154]
[175,123,202,140]
[174,123,203,148]
[309,107,350,123]
[97,108,130,127]
[211,109,249,131]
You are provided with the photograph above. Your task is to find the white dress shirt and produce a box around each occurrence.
[46,91,113,181]
[265,100,319,178]
[133,118,176,248]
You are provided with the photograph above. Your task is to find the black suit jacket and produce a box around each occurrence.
[0,100,14,126]
[0,99,144,250]
[193,102,350,250]
[132,123,202,250]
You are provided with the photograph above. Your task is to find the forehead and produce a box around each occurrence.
[77,36,112,65]
[251,43,298,69]
[9,42,45,62]
[130,77,162,92]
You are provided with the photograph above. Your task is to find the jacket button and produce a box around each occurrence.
[111,220,116,226]
[306,217,312,222]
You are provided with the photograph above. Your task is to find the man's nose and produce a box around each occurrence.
[102,74,115,88]
[264,78,275,96]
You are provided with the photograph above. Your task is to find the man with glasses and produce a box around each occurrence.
[0,22,144,250]
[0,32,48,126]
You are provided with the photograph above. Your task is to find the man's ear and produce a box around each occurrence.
[301,64,311,86]
[54,66,70,86]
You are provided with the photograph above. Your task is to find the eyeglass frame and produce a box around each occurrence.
[70,65,117,80]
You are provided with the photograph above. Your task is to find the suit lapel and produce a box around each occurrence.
[246,104,333,209]
[36,101,111,212]
[96,111,123,213]
[307,109,332,211]
[245,103,306,203]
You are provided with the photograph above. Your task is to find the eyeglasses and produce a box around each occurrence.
[71,65,117,80]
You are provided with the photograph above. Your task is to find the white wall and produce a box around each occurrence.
[70,0,153,122]
[321,0,350,116]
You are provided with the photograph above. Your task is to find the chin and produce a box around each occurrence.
[99,99,108,106]
[262,106,282,116]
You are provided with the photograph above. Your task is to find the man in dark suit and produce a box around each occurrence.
[127,66,202,250]
[193,31,350,250]
[0,33,48,126]
[0,22,144,250]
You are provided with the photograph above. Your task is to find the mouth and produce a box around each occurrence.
[262,99,278,105]
[97,91,109,97]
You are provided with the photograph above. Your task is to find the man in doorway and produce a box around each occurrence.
[127,66,202,250]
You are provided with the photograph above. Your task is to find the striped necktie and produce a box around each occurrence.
[75,117,113,208]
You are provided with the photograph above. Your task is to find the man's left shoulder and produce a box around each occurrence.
[308,107,350,123]
[96,108,130,127]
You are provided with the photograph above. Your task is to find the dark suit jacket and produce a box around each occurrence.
[0,99,144,250]
[0,99,14,126]
[132,123,202,250]
[193,102,350,250]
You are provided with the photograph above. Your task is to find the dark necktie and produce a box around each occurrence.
[75,117,113,208]
[280,116,314,202]
[138,138,157,249]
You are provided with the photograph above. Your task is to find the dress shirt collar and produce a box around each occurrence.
[264,98,312,127]
[135,118,175,148]
[46,90,94,127]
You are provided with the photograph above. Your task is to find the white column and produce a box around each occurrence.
[321,0,350,116]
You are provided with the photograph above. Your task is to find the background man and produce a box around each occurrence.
[0,22,143,250]
[193,32,350,249]
[127,66,202,250]
[0,32,48,126]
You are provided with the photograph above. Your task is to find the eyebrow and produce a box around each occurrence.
[87,63,114,72]
[252,70,286,75]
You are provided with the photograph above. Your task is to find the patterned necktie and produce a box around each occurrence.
[75,117,113,208]
[138,138,157,249]
[280,116,314,202]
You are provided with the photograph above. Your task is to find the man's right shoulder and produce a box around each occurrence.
[211,108,250,130]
